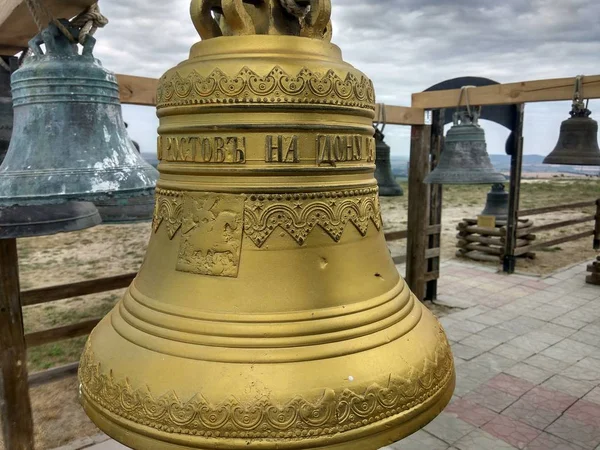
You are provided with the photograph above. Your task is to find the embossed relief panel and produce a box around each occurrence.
[176,193,245,278]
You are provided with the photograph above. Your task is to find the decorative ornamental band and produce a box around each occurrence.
[152,188,383,249]
[79,329,453,439]
[157,66,376,110]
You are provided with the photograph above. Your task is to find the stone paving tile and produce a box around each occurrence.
[482,415,541,449]
[453,374,485,397]
[384,430,449,450]
[508,335,553,354]
[525,431,586,450]
[503,386,578,430]
[537,322,578,339]
[505,362,554,386]
[581,323,600,337]
[552,315,591,331]
[525,353,572,373]
[424,412,476,444]
[445,398,499,427]
[456,360,501,385]
[486,373,535,397]
[546,415,600,449]
[463,385,519,413]
[523,305,572,322]
[540,339,597,364]
[460,334,502,352]
[444,326,474,342]
[571,330,600,347]
[476,326,519,344]
[491,343,537,362]
[565,400,600,428]
[451,343,486,361]
[454,429,518,450]
[472,352,519,372]
[87,441,128,450]
[497,316,547,336]
[446,319,488,334]
[562,357,600,383]
[541,375,597,398]
[584,387,600,406]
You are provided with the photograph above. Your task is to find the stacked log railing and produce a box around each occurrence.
[456,218,537,263]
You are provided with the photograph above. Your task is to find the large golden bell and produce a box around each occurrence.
[79,1,455,448]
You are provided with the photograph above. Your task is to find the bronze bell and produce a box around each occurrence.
[374,129,403,197]
[0,21,157,209]
[0,54,101,238]
[544,113,600,166]
[481,183,509,218]
[79,1,455,449]
[0,58,12,164]
[426,110,505,185]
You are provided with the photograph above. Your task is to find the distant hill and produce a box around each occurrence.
[389,154,600,177]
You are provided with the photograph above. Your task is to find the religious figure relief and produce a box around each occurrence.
[176,193,244,277]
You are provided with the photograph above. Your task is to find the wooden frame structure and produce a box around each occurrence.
[2,3,600,448]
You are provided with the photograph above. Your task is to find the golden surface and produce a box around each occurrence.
[80,1,455,448]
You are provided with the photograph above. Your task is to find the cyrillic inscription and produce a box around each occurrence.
[265,135,299,163]
[159,136,246,163]
[316,135,374,165]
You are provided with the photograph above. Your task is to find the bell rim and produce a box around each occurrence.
[80,372,455,450]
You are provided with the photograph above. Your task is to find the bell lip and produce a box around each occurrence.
[0,188,156,208]
[0,202,101,239]
[543,154,600,166]
[80,372,455,450]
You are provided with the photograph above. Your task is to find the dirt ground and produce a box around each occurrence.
[1,178,598,450]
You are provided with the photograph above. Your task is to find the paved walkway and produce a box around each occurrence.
[59,259,600,450]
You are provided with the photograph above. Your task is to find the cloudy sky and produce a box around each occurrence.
[91,0,600,158]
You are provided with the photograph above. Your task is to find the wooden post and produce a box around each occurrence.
[406,125,432,300]
[0,238,34,450]
[503,104,525,274]
[594,199,600,250]
[426,109,444,300]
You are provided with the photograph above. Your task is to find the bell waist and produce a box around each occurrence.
[11,77,120,106]
[110,278,422,363]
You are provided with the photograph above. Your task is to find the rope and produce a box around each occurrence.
[24,0,107,45]
[280,0,310,18]
[71,4,109,45]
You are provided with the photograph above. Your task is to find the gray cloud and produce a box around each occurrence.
[89,0,600,157]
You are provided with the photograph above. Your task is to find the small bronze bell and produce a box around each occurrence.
[426,110,505,185]
[374,129,404,197]
[544,112,600,166]
[0,21,157,208]
[79,1,455,448]
[481,183,509,218]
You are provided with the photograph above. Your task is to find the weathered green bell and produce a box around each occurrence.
[0,58,12,164]
[374,129,403,197]
[0,51,101,238]
[0,22,158,208]
[481,183,509,218]
[425,110,505,185]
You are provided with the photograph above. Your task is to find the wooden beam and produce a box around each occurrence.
[21,272,136,306]
[519,201,596,217]
[0,0,96,55]
[375,104,425,126]
[28,361,79,387]
[25,318,100,348]
[405,125,431,301]
[514,230,594,256]
[0,239,34,450]
[116,74,158,107]
[412,75,600,109]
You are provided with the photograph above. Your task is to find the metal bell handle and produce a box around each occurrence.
[28,20,96,58]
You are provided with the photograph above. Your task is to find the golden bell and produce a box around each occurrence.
[79,1,455,448]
